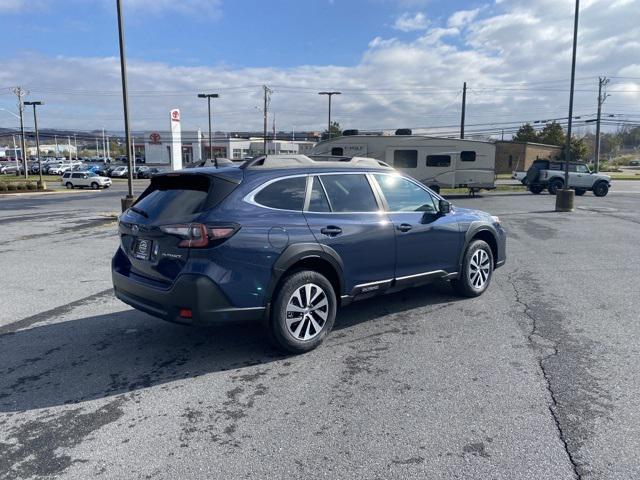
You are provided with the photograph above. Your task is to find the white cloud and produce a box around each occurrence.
[447,8,480,28]
[393,12,430,32]
[1,0,638,137]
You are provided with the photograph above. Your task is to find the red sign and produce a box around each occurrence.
[171,109,180,122]
[149,132,161,144]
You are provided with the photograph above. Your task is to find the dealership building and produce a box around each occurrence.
[133,130,315,165]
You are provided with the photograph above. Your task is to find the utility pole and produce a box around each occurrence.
[11,87,28,179]
[556,0,580,212]
[197,93,219,167]
[102,128,106,159]
[263,85,272,155]
[594,76,610,173]
[132,136,136,172]
[25,101,44,186]
[12,135,19,175]
[460,82,467,139]
[55,135,59,157]
[96,137,99,158]
[74,134,78,160]
[273,113,276,142]
[318,91,341,140]
[67,136,72,164]
[116,0,134,208]
[106,135,110,160]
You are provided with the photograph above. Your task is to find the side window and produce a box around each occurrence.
[308,176,331,212]
[331,147,344,156]
[72,173,82,178]
[320,174,379,213]
[254,177,307,211]
[461,151,476,162]
[576,164,589,173]
[426,155,451,167]
[374,174,437,213]
[393,150,418,168]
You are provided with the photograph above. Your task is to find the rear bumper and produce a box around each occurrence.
[112,261,265,326]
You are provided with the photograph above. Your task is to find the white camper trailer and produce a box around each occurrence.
[311,133,496,192]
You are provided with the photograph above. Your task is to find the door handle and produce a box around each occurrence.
[320,226,342,237]
[397,223,413,233]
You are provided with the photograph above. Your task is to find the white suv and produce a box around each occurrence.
[61,171,112,189]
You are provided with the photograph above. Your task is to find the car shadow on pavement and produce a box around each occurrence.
[0,283,459,413]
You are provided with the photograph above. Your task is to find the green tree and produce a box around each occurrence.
[538,122,565,146]
[513,123,539,143]
[559,137,589,161]
[323,121,342,140]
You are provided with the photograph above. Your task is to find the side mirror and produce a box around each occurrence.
[439,199,451,214]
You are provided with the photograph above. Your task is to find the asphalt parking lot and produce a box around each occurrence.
[1,182,639,479]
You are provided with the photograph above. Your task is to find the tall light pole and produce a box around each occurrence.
[319,91,341,140]
[197,93,219,168]
[116,0,134,209]
[25,101,44,186]
[10,87,28,179]
[556,0,580,212]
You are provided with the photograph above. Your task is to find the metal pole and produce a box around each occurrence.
[102,128,106,160]
[263,86,269,155]
[460,82,467,139]
[106,135,110,161]
[132,136,136,172]
[68,137,72,166]
[594,76,609,174]
[74,134,78,160]
[18,94,27,179]
[33,104,42,183]
[116,0,134,202]
[328,97,332,139]
[564,0,580,187]
[12,135,19,175]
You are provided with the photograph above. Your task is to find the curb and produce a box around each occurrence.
[0,188,101,197]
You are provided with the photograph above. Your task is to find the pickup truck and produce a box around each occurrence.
[525,160,611,197]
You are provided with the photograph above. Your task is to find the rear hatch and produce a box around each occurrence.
[118,171,241,285]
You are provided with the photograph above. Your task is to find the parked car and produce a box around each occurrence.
[525,159,611,196]
[112,155,506,353]
[137,167,164,179]
[0,163,19,175]
[48,164,72,175]
[133,166,149,178]
[109,166,128,178]
[629,160,640,167]
[61,171,112,189]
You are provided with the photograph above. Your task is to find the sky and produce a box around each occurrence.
[0,0,639,137]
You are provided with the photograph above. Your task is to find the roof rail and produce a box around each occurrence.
[241,154,392,170]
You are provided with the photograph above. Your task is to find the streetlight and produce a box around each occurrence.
[197,93,219,168]
[116,0,134,211]
[318,91,341,140]
[556,0,580,213]
[24,101,44,187]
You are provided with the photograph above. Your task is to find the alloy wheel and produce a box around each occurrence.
[468,249,491,289]
[285,283,328,341]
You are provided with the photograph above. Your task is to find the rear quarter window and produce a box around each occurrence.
[254,177,307,211]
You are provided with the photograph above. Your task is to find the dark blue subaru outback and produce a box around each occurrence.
[112,155,506,353]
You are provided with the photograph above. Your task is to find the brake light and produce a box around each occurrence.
[160,223,238,248]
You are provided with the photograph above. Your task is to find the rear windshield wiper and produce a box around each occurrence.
[130,206,149,218]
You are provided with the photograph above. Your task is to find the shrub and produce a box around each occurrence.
[16,183,26,191]
[7,183,17,191]
[0,183,7,192]
[27,182,37,190]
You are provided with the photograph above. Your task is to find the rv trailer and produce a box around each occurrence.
[311,133,496,192]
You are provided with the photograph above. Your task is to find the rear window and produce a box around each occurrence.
[133,174,237,221]
[254,177,307,211]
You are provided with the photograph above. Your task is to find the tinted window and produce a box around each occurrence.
[72,173,83,178]
[331,147,344,156]
[320,174,378,212]
[394,150,418,168]
[426,155,451,167]
[374,174,437,213]
[461,151,476,162]
[255,176,306,211]
[308,176,331,212]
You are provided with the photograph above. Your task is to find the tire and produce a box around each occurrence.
[65,182,73,189]
[269,270,337,353]
[91,182,99,190]
[529,185,544,194]
[574,188,586,196]
[548,178,564,195]
[593,181,609,197]
[451,240,494,298]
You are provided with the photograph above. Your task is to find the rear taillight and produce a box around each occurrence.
[160,223,239,248]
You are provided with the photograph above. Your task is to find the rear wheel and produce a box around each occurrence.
[65,182,73,189]
[574,188,586,196]
[269,270,337,353]
[548,178,564,195]
[452,240,494,298]
[529,185,544,194]
[593,181,609,197]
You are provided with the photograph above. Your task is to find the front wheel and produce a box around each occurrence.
[593,182,609,197]
[269,270,337,353]
[91,182,99,190]
[451,240,494,298]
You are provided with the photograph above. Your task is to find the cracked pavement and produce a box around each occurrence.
[1,182,639,479]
